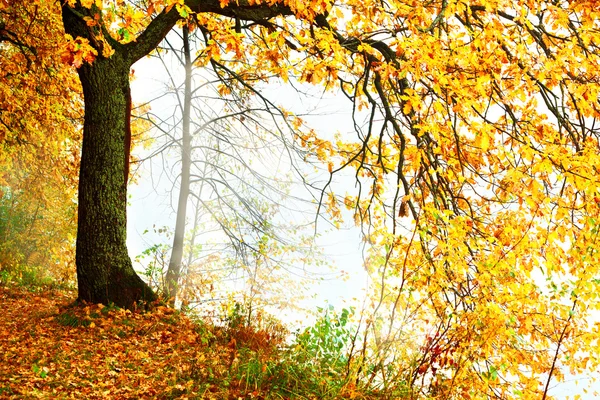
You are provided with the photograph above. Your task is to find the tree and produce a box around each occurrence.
[163,25,192,302]
[6,0,600,396]
[285,2,600,398]
[146,1,598,397]
[142,25,327,309]
[59,0,295,307]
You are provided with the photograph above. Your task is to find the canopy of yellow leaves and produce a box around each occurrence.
[167,0,600,396]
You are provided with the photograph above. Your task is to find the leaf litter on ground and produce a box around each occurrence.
[0,284,281,399]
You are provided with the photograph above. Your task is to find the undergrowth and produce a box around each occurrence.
[0,264,75,293]
[0,277,405,399]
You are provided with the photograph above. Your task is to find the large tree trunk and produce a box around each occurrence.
[74,56,157,307]
[62,5,160,308]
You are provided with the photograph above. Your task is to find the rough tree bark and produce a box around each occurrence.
[61,4,180,307]
[73,56,155,306]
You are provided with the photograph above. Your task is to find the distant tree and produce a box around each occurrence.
[162,25,193,302]
[143,26,324,309]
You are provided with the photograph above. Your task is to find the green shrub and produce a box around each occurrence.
[0,264,61,290]
[270,305,356,398]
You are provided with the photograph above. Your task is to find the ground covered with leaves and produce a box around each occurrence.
[0,284,375,399]
[0,285,226,398]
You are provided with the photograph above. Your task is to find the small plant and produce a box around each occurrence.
[100,302,120,315]
[32,364,49,378]
[265,305,357,398]
[0,385,13,396]
[294,305,354,369]
[0,269,10,284]
[186,313,216,346]
[135,226,172,293]
[55,310,91,328]
[0,263,72,292]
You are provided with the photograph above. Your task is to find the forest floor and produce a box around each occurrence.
[0,284,299,399]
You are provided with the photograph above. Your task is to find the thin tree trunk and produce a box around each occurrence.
[165,26,193,303]
[177,194,203,309]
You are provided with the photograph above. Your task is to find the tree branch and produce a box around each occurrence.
[125,0,294,65]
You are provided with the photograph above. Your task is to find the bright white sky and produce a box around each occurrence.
[127,48,371,324]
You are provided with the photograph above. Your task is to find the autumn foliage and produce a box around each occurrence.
[2,0,600,398]
[0,0,81,282]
